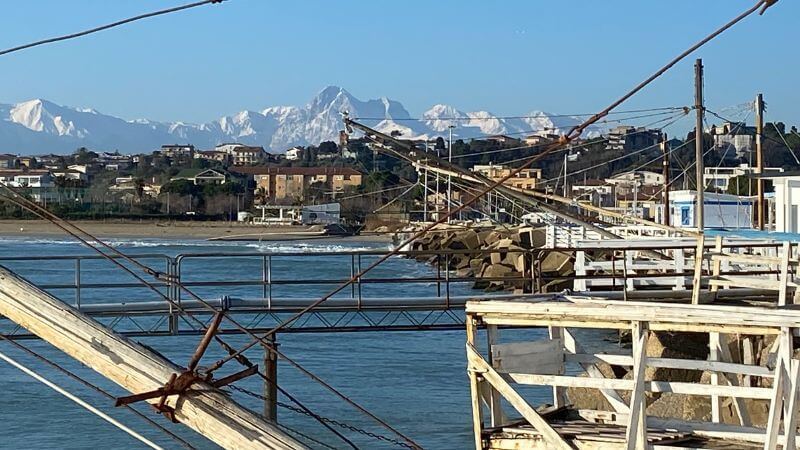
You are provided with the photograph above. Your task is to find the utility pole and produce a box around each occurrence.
[423,142,429,222]
[661,135,671,226]
[448,125,455,223]
[694,59,705,231]
[755,93,765,230]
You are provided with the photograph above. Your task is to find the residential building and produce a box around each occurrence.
[572,179,614,206]
[0,154,19,169]
[160,144,195,158]
[285,147,303,161]
[18,156,35,168]
[606,170,665,195]
[97,152,133,171]
[484,135,521,145]
[36,154,64,170]
[764,173,800,232]
[235,166,362,202]
[231,146,266,165]
[212,143,268,165]
[524,133,560,146]
[194,150,232,165]
[712,122,755,160]
[0,169,54,188]
[171,168,227,185]
[615,185,664,221]
[703,164,784,192]
[472,164,542,190]
[669,190,753,229]
[605,126,663,152]
[51,169,88,183]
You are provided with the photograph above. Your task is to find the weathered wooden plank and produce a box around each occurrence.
[467,344,571,450]
[492,339,563,375]
[502,373,774,399]
[625,321,647,450]
[0,266,303,450]
[566,353,773,378]
[466,315,484,450]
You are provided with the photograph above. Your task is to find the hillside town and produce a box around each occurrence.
[1,115,800,231]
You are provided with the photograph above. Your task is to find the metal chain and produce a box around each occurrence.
[228,385,417,449]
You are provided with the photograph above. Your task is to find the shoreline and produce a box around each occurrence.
[0,219,394,243]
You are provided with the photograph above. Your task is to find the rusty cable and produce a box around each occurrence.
[0,335,197,449]
[0,0,227,58]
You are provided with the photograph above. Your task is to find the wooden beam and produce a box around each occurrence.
[466,315,484,450]
[0,266,304,450]
[625,321,648,450]
[466,344,572,450]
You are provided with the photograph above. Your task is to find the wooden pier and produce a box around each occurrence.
[465,295,800,449]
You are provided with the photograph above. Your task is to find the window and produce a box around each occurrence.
[681,206,691,226]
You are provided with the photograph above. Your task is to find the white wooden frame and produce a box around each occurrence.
[465,298,800,449]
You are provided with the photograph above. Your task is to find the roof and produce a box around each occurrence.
[232,146,264,154]
[174,168,226,179]
[0,154,17,160]
[232,166,362,176]
[573,179,607,187]
[0,169,50,177]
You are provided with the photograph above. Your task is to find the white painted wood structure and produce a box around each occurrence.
[466,295,800,449]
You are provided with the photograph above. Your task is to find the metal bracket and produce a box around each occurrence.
[114,310,258,420]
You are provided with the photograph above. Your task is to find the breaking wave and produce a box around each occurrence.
[0,237,391,253]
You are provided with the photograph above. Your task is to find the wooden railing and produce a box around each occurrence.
[465,296,800,449]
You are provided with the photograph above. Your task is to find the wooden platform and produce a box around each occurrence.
[484,417,761,449]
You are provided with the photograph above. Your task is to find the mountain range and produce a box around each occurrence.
[0,86,600,155]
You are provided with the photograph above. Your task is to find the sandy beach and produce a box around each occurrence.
[0,219,393,242]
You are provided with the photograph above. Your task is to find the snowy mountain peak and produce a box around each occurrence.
[0,89,603,154]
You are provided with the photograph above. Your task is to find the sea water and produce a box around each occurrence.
[0,236,561,449]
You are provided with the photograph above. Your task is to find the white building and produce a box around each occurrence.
[704,164,784,192]
[768,174,800,232]
[712,122,755,160]
[285,146,303,161]
[669,190,753,229]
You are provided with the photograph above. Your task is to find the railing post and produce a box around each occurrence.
[169,258,179,335]
[357,254,362,309]
[74,258,81,310]
[262,255,268,303]
[263,335,278,422]
[267,255,273,309]
[445,253,451,308]
[350,254,356,300]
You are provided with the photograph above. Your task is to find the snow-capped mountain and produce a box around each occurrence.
[0,86,600,154]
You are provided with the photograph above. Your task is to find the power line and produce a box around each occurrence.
[0,1,227,58]
[0,335,197,449]
[0,348,164,450]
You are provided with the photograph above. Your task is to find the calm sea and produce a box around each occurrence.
[0,235,577,449]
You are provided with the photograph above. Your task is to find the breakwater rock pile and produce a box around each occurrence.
[394,223,572,292]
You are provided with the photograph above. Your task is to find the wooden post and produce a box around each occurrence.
[694,59,705,232]
[548,326,567,409]
[709,332,722,423]
[661,136,671,226]
[692,234,706,304]
[756,93,765,230]
[466,315,484,450]
[0,266,304,450]
[625,321,648,450]
[486,324,506,426]
[263,336,278,422]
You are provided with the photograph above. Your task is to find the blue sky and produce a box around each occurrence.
[1,0,797,130]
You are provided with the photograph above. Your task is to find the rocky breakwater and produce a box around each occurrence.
[394,223,572,292]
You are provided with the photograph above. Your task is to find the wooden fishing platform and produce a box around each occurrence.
[465,295,800,450]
